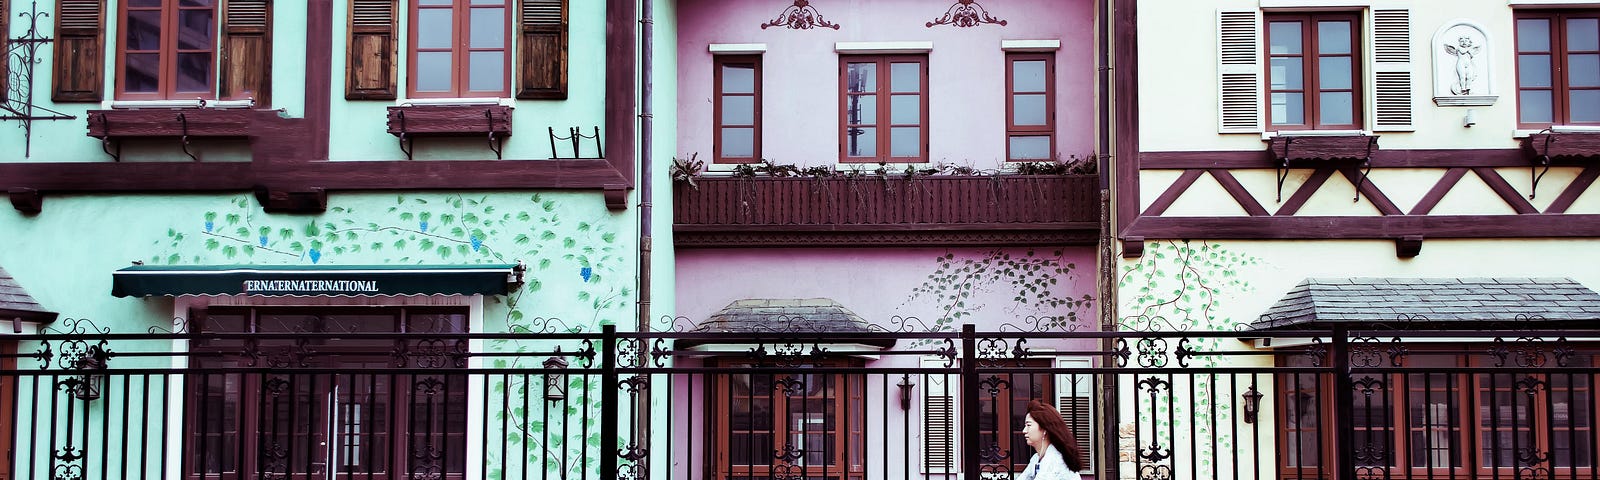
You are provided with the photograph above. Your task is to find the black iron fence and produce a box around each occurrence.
[4,320,1599,480]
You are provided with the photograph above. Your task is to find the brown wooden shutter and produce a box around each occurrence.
[52,0,104,102]
[347,0,397,100]
[220,0,271,105]
[1217,10,1261,133]
[517,0,567,99]
[1371,9,1413,131]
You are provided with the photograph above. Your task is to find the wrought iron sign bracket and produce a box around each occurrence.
[177,113,199,161]
[1,0,79,158]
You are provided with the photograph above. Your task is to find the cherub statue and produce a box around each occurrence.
[1444,35,1482,95]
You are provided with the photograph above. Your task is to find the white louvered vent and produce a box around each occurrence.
[352,0,394,27]
[1218,11,1257,65]
[922,358,957,473]
[1375,71,1413,127]
[1370,9,1413,131]
[1056,358,1096,473]
[1218,10,1261,133]
[1372,10,1410,63]
[523,0,563,26]
[58,0,101,30]
[1221,73,1260,131]
[226,0,269,28]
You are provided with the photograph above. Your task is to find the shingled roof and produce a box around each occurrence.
[1254,277,1600,330]
[0,266,58,324]
[679,298,895,348]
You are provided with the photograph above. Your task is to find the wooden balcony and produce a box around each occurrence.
[673,175,1101,247]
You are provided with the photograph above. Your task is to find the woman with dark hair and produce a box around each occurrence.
[1017,399,1085,480]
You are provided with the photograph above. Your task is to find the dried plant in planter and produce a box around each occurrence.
[669,153,705,190]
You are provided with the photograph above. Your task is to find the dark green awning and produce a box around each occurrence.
[112,264,524,297]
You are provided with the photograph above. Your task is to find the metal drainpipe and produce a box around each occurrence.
[635,0,655,472]
[1096,1,1120,479]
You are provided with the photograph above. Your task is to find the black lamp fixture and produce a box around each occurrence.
[896,374,916,411]
[1241,384,1264,424]
[543,355,569,402]
[73,344,108,401]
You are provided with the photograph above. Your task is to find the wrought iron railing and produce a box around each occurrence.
[4,320,1599,480]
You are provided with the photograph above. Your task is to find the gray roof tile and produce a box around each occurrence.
[1256,277,1600,329]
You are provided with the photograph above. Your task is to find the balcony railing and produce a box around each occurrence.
[673,175,1100,247]
[4,322,1598,480]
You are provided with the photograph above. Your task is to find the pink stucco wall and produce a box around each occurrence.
[677,0,1096,169]
[675,247,1098,332]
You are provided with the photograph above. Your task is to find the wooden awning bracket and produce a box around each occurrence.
[396,110,414,160]
[93,113,122,162]
[1531,129,1555,200]
[177,113,198,162]
[485,110,506,159]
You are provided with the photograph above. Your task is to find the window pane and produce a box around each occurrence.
[728,433,773,465]
[1571,90,1600,122]
[1009,136,1051,160]
[1554,431,1594,467]
[1522,90,1554,123]
[1270,57,1304,90]
[126,53,161,93]
[471,0,502,5]
[721,64,755,94]
[417,8,453,49]
[891,127,919,157]
[468,51,503,92]
[1013,60,1046,92]
[891,62,920,93]
[1570,18,1600,52]
[470,8,505,48]
[846,94,876,124]
[1519,19,1552,52]
[1317,21,1352,55]
[846,63,876,93]
[1319,56,1352,90]
[1320,92,1354,125]
[721,128,754,157]
[177,9,215,50]
[1272,92,1304,125]
[891,95,919,125]
[1014,93,1047,126]
[1572,54,1600,87]
[846,127,876,157]
[1521,54,1553,87]
[126,10,162,50]
[418,0,451,4]
[176,53,212,93]
[129,0,161,6]
[1269,21,1302,55]
[180,0,214,4]
[416,52,453,92]
[722,96,754,125]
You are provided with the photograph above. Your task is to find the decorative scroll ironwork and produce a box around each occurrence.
[1136,338,1168,367]
[1137,376,1172,463]
[2,0,77,158]
[925,0,1007,28]
[760,0,840,30]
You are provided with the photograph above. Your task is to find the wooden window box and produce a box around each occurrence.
[386,104,514,159]
[1268,133,1378,163]
[85,108,254,161]
[1522,131,1600,161]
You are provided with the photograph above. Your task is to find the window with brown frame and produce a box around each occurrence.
[116,0,219,100]
[840,55,928,163]
[711,359,865,480]
[978,362,1054,471]
[1005,53,1055,162]
[1516,11,1600,127]
[409,0,512,98]
[1265,13,1361,130]
[187,306,469,480]
[1276,351,1597,478]
[714,55,762,164]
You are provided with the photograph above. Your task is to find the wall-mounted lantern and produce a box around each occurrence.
[897,374,916,411]
[74,344,108,401]
[1241,384,1264,424]
[543,355,569,402]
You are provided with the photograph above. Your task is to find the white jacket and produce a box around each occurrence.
[1015,444,1083,480]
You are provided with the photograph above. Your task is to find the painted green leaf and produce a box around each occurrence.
[438,246,452,258]
[205,239,220,250]
[420,239,434,250]
[517,212,532,221]
[563,238,575,248]
[540,231,556,241]
[539,259,551,270]
[167,254,181,264]
[514,234,530,245]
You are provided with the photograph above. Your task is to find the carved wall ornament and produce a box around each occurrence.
[760,0,841,30]
[1432,20,1498,106]
[926,0,1008,28]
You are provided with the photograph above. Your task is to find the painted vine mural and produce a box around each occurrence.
[150,193,628,479]
[901,248,1095,334]
[1118,240,1263,479]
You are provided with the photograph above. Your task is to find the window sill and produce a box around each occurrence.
[396,97,512,107]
